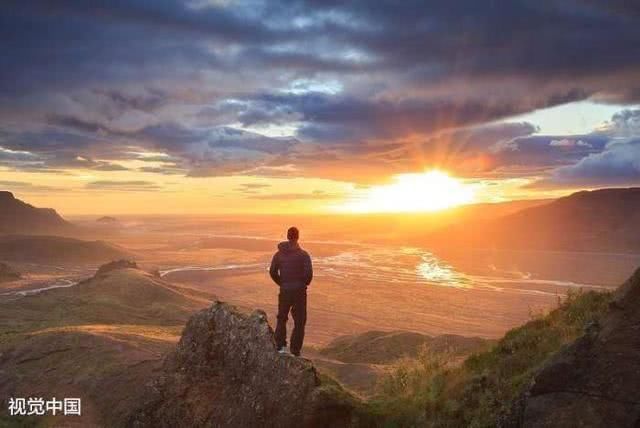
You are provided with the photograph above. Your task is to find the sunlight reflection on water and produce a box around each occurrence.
[416,253,469,288]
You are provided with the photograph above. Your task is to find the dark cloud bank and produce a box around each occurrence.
[1,0,640,187]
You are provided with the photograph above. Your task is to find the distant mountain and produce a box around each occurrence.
[427,188,640,253]
[0,191,74,235]
[96,216,119,224]
[0,235,133,263]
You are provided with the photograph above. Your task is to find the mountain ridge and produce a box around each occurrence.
[427,187,640,253]
[0,191,75,235]
[0,234,133,264]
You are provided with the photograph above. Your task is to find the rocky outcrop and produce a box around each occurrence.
[511,268,640,427]
[129,302,360,428]
[95,259,139,276]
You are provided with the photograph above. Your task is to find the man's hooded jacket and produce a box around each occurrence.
[269,241,313,290]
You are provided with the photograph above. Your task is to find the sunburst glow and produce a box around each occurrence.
[340,170,475,213]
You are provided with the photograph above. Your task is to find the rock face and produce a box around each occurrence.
[513,267,640,427]
[130,302,359,428]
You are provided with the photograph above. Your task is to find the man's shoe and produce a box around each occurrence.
[278,347,290,355]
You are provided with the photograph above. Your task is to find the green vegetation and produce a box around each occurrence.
[366,289,611,427]
[320,331,489,365]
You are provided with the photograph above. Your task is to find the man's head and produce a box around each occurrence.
[287,226,299,242]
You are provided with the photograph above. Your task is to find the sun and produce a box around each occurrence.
[339,170,475,213]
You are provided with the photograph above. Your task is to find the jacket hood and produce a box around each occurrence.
[278,241,300,253]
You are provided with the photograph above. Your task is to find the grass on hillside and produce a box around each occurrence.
[366,289,612,428]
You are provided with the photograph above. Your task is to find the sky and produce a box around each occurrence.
[1,0,640,214]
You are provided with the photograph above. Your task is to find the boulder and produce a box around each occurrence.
[129,302,360,428]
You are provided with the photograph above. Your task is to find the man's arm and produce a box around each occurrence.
[269,253,281,285]
[303,252,313,286]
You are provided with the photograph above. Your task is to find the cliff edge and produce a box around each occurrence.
[129,302,361,428]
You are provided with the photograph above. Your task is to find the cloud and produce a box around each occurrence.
[136,124,295,155]
[598,109,640,137]
[526,109,640,188]
[410,122,540,173]
[230,92,534,143]
[137,166,184,175]
[0,180,62,193]
[0,126,132,172]
[234,182,272,194]
[488,134,607,171]
[131,124,300,177]
[239,183,272,189]
[1,1,640,187]
[549,139,592,148]
[0,146,38,162]
[4,1,639,104]
[532,139,640,188]
[247,190,341,200]
[0,121,299,177]
[85,180,163,191]
[4,0,639,100]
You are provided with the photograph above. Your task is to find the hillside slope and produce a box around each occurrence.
[320,330,489,364]
[0,263,212,335]
[365,272,638,426]
[310,331,490,397]
[511,268,640,427]
[427,188,640,253]
[0,235,132,264]
[0,191,74,235]
[0,262,214,426]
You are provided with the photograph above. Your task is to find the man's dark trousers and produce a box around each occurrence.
[275,287,307,355]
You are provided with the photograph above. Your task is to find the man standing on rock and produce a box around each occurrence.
[269,226,313,356]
